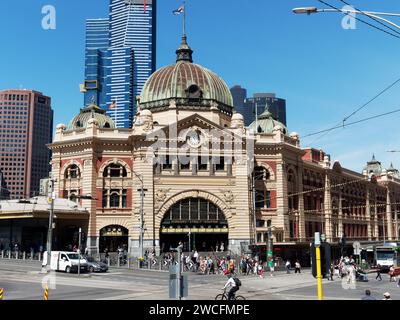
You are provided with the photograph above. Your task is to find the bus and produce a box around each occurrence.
[375,243,400,271]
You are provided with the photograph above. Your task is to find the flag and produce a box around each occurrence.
[109,101,117,110]
[144,0,146,13]
[173,5,185,15]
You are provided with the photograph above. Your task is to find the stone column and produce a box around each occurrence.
[229,154,252,255]
[366,188,372,241]
[81,157,98,254]
[324,172,333,242]
[131,154,155,257]
[338,191,344,238]
[297,166,306,241]
[386,187,393,241]
[276,160,289,241]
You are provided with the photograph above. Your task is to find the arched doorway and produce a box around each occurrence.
[99,225,128,252]
[160,198,228,252]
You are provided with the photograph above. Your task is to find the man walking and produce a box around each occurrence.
[376,264,382,281]
[295,260,301,274]
[285,260,291,274]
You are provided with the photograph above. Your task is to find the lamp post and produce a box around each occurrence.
[293,7,400,30]
[44,178,56,273]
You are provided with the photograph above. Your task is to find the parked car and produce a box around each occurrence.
[85,256,108,273]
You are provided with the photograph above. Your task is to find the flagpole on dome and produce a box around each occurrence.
[183,0,186,37]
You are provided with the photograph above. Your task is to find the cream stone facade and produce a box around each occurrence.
[46,37,400,262]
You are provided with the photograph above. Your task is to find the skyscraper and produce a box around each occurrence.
[230,85,247,111]
[82,0,157,128]
[244,93,287,127]
[0,90,53,199]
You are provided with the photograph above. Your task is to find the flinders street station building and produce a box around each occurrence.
[2,37,400,264]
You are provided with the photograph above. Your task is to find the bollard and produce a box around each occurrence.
[43,286,49,300]
[117,257,120,268]
[38,253,41,261]
[159,261,162,271]
[7,251,10,259]
[30,251,33,260]
[1,250,3,259]
[127,257,130,269]
[148,260,151,270]
[107,257,110,267]
[0,288,3,300]
[23,252,26,260]
[138,260,140,269]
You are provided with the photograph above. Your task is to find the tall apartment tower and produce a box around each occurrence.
[244,93,287,127]
[0,90,53,199]
[82,0,157,128]
[230,85,247,112]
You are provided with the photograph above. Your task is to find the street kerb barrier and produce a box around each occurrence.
[0,288,3,300]
[43,286,49,300]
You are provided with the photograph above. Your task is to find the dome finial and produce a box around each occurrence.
[176,35,193,63]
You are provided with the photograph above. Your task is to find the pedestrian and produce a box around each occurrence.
[220,242,224,252]
[295,260,301,274]
[375,264,382,281]
[382,292,391,300]
[329,263,334,281]
[389,265,396,282]
[285,260,291,274]
[361,290,376,300]
[269,260,275,277]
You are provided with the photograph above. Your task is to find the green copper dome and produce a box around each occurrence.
[249,110,288,135]
[140,36,233,113]
[66,103,116,131]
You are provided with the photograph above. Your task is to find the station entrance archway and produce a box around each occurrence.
[160,198,228,252]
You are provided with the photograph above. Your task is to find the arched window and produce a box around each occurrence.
[102,189,127,208]
[104,122,111,128]
[65,164,80,179]
[103,163,128,178]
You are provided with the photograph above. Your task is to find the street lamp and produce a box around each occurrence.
[292,7,318,15]
[293,7,400,30]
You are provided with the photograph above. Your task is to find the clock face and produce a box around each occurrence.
[187,130,202,147]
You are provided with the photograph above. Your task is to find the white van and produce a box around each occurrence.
[42,251,88,273]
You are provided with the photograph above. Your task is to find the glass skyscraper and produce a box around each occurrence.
[82,0,156,128]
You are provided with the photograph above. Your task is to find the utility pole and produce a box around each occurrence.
[315,232,323,300]
[252,174,257,245]
[45,178,55,272]
[267,227,273,270]
[133,171,147,259]
[78,228,82,276]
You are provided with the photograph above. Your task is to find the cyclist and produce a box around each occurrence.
[223,274,240,300]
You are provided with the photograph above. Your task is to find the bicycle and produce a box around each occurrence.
[215,288,246,300]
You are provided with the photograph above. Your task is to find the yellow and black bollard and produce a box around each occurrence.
[0,288,3,300]
[43,286,49,300]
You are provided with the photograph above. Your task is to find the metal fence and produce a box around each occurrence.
[0,250,44,261]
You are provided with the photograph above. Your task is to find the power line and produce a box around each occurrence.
[303,107,400,138]
[337,0,400,37]
[316,0,400,40]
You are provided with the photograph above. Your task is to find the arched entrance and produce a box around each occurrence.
[99,225,128,252]
[160,198,228,252]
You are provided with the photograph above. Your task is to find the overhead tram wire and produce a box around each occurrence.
[303,76,400,144]
[316,0,400,40]
[338,0,400,37]
[303,107,400,138]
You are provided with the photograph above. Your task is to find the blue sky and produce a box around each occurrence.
[1,0,400,172]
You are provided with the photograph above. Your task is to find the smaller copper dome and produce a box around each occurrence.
[66,104,116,131]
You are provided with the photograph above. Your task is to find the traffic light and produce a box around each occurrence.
[311,241,331,278]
